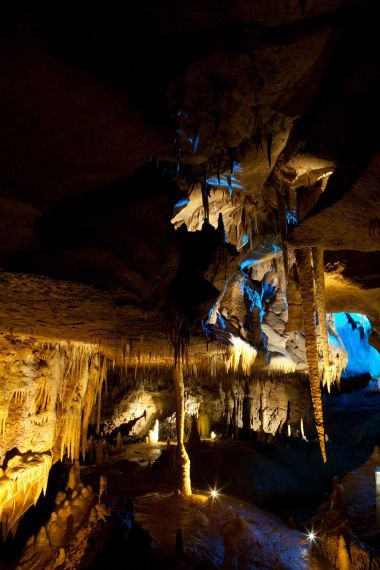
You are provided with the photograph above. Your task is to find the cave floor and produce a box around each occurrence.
[133,490,334,569]
[343,451,380,547]
[80,443,335,569]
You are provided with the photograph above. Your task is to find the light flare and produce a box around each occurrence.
[305,528,318,544]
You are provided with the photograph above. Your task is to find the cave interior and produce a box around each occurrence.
[1,2,380,569]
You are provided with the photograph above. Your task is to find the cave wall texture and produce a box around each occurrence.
[0,0,380,536]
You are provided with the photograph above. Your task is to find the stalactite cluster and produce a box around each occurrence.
[0,453,52,538]
[171,188,259,248]
[226,336,257,375]
[0,337,109,536]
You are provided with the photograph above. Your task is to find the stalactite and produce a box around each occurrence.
[299,0,307,14]
[312,247,331,391]
[226,173,232,196]
[296,182,322,221]
[12,389,27,404]
[266,132,273,167]
[296,247,326,462]
[275,188,289,276]
[97,381,102,434]
[0,410,7,438]
[248,216,253,250]
[174,122,181,177]
[253,207,259,235]
[173,360,192,496]
[210,355,217,379]
[226,336,257,375]
[201,179,210,220]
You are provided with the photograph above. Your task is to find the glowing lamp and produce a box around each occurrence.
[210,431,216,440]
[210,489,219,499]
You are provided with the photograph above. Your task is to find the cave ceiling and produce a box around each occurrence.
[0,0,379,353]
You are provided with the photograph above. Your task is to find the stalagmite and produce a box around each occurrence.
[98,474,107,503]
[148,419,159,443]
[336,535,351,570]
[197,402,211,439]
[173,360,192,496]
[116,431,123,452]
[210,355,217,378]
[66,467,77,492]
[300,418,306,441]
[312,247,331,391]
[296,247,326,462]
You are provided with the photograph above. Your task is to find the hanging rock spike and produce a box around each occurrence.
[266,132,273,167]
[312,247,331,391]
[296,247,327,462]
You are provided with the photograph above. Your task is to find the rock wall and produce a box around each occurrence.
[314,448,380,570]
[102,370,313,442]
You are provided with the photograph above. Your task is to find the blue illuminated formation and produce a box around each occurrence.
[239,243,281,272]
[262,279,276,302]
[328,331,342,349]
[202,271,265,343]
[244,286,264,319]
[174,198,190,209]
[206,175,243,190]
[334,312,380,378]
[240,259,258,270]
[202,303,227,341]
[216,313,226,330]
[240,234,249,247]
[286,209,297,226]
[207,165,244,191]
[193,134,200,153]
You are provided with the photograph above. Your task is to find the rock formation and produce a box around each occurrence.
[0,1,379,565]
[0,335,109,536]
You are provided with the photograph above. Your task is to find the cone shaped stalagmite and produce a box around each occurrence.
[312,247,331,391]
[296,247,327,462]
[173,360,192,496]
